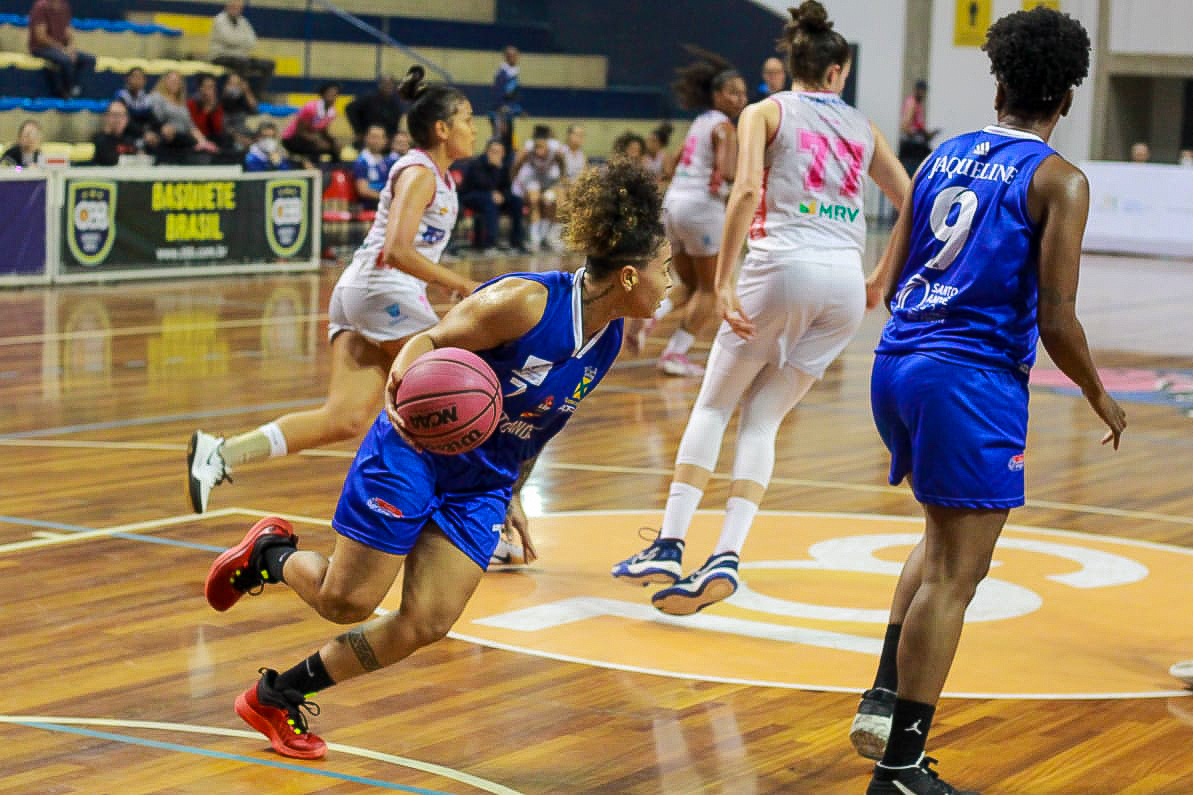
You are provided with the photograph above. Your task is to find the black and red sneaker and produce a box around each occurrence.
[235,668,327,759]
[204,516,296,611]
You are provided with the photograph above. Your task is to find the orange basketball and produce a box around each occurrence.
[393,348,503,454]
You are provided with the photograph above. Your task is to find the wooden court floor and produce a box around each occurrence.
[1,246,1191,794]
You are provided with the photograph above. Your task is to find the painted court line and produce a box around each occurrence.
[0,438,1189,528]
[0,716,521,794]
[0,507,241,553]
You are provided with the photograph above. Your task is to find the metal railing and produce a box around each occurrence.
[304,0,453,84]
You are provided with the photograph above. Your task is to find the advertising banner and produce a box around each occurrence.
[59,172,317,277]
[0,177,48,281]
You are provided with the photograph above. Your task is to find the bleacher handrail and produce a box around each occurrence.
[308,0,453,84]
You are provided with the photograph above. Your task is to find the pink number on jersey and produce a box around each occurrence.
[749,167,771,240]
[678,135,698,166]
[799,129,867,197]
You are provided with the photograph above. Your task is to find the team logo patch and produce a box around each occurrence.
[265,178,309,258]
[66,180,117,267]
[366,497,403,518]
[420,224,447,245]
[385,303,402,320]
[1008,453,1025,471]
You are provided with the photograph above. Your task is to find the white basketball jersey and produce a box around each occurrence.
[747,91,874,262]
[667,109,731,200]
[355,148,458,271]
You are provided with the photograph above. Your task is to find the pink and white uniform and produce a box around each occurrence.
[328,148,459,343]
[662,109,732,257]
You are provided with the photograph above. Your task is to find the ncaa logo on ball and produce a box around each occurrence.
[66,180,117,267]
[265,178,309,257]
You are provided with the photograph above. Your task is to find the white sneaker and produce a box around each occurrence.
[188,430,229,514]
[658,352,704,377]
[489,534,526,566]
[1171,660,1193,686]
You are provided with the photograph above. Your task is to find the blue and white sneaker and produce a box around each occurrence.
[651,551,740,615]
[611,538,683,585]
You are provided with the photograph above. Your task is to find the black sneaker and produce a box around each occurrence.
[867,755,979,795]
[850,687,897,759]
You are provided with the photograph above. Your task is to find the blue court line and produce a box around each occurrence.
[0,398,322,439]
[15,721,455,794]
[0,514,223,552]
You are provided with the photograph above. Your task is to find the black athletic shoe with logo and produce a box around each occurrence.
[866,755,980,795]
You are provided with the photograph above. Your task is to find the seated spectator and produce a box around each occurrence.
[283,82,340,163]
[27,0,95,99]
[90,101,147,166]
[244,121,302,172]
[352,124,390,212]
[612,130,646,164]
[387,129,411,170]
[562,123,587,180]
[116,67,154,138]
[459,138,525,253]
[345,76,404,148]
[511,125,565,251]
[220,72,259,149]
[1,119,42,168]
[209,0,275,98]
[1180,149,1193,167]
[1129,141,1151,163]
[148,70,218,165]
[188,73,238,163]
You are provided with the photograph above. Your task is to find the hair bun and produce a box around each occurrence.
[397,65,427,102]
[789,1,832,33]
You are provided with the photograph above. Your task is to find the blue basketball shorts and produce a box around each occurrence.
[871,353,1028,510]
[332,413,510,569]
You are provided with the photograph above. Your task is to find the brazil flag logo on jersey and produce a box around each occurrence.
[265,178,308,258]
[66,180,117,267]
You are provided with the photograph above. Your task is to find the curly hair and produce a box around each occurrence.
[778,1,850,86]
[672,45,741,111]
[612,130,646,157]
[983,7,1090,118]
[397,65,467,149]
[560,156,664,274]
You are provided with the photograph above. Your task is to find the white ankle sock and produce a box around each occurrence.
[714,496,759,555]
[662,327,695,358]
[660,482,703,541]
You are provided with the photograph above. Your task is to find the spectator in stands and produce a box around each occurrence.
[494,45,522,115]
[27,0,95,99]
[512,124,566,250]
[117,67,155,138]
[898,79,940,176]
[346,76,404,149]
[562,123,587,180]
[188,73,237,162]
[352,124,390,212]
[244,121,301,172]
[1,119,42,168]
[90,100,144,166]
[220,71,259,149]
[388,129,412,168]
[1180,148,1193,167]
[148,70,219,165]
[612,130,646,164]
[209,0,275,98]
[644,122,675,188]
[459,137,525,253]
[283,82,340,164]
[758,56,787,98]
[1129,141,1151,163]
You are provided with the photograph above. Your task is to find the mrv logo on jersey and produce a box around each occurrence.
[798,200,859,222]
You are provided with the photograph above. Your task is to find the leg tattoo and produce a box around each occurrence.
[339,627,382,671]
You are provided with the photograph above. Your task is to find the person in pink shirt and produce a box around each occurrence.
[283,81,341,162]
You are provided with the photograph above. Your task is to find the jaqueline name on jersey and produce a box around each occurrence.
[925,154,1019,184]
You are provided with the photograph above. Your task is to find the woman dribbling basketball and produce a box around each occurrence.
[202,157,672,760]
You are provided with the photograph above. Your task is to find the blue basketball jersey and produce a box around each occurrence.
[442,268,623,487]
[876,125,1057,374]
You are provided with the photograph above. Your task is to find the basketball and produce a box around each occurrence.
[392,348,503,455]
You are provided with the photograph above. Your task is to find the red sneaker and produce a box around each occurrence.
[235,668,327,759]
[205,517,296,611]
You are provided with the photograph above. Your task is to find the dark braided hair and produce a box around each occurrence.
[397,65,467,149]
[983,7,1090,119]
[671,45,741,111]
[778,1,850,87]
[560,156,664,275]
